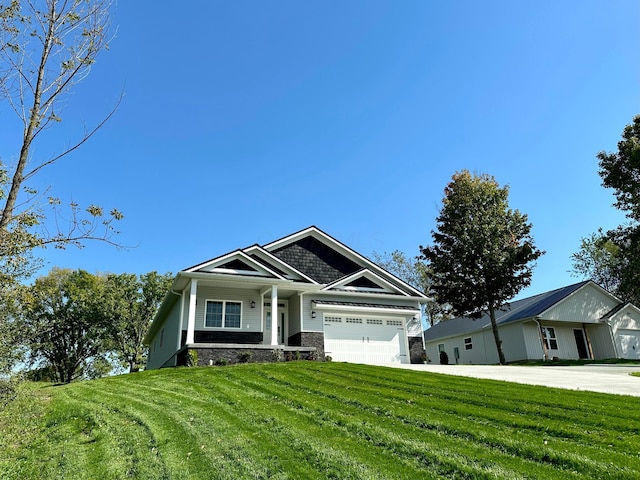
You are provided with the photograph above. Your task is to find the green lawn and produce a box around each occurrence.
[1,362,639,479]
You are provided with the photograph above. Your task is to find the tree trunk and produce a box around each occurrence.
[488,304,506,365]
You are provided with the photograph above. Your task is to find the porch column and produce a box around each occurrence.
[186,279,197,345]
[177,290,186,349]
[271,285,278,345]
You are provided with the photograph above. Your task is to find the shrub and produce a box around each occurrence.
[186,350,198,367]
[0,381,16,406]
[238,351,253,363]
[215,358,229,366]
[307,351,318,361]
[439,351,449,365]
[294,350,301,361]
[271,349,283,362]
[325,355,332,362]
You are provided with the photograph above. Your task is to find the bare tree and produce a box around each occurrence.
[0,0,122,283]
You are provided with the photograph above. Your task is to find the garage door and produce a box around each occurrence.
[618,329,640,360]
[323,315,409,364]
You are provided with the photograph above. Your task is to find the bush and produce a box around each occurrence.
[271,349,283,362]
[439,351,449,365]
[238,351,253,363]
[325,355,332,362]
[215,358,229,366]
[294,350,301,361]
[0,381,16,406]
[186,350,198,367]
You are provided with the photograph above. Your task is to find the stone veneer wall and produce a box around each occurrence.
[176,345,319,366]
[289,332,325,359]
[408,336,426,364]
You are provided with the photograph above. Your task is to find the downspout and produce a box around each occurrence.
[533,318,547,361]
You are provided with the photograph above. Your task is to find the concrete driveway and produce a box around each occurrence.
[391,364,640,397]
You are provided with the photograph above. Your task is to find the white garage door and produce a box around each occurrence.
[618,329,640,360]
[323,314,409,364]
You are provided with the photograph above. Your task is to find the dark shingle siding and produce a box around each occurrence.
[272,236,361,284]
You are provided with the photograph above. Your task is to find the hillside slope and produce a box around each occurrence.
[1,362,640,479]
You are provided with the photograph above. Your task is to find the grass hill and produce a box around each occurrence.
[1,362,639,479]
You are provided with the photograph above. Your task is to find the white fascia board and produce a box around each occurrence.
[243,245,318,284]
[185,250,286,280]
[312,301,420,316]
[264,226,428,298]
[322,268,410,296]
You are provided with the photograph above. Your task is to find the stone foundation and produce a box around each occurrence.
[177,343,318,366]
[289,332,325,359]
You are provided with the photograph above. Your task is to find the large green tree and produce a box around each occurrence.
[598,115,640,221]
[22,268,110,383]
[104,271,173,373]
[570,229,621,293]
[573,114,640,304]
[421,170,544,365]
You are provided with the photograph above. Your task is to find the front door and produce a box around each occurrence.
[573,329,589,359]
[265,306,287,345]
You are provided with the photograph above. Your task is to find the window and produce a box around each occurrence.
[387,320,403,326]
[541,327,558,350]
[366,318,383,325]
[346,317,363,324]
[464,337,472,350]
[205,300,242,328]
[325,316,343,323]
[438,343,445,353]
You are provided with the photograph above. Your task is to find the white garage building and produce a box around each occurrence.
[425,281,640,364]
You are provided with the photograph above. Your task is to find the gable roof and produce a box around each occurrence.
[425,280,593,341]
[263,226,427,297]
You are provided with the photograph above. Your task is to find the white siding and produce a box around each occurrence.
[543,285,618,322]
[522,321,545,361]
[147,299,181,370]
[304,297,322,332]
[499,323,527,362]
[588,324,616,359]
[194,286,262,332]
[610,306,640,359]
[288,294,301,337]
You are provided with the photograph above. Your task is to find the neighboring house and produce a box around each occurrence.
[424,280,640,365]
[144,226,428,369]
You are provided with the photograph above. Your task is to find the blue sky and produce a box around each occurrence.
[2,1,638,299]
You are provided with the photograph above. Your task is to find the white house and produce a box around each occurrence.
[424,281,640,364]
[144,226,428,368]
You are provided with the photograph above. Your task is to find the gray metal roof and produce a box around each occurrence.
[424,280,591,341]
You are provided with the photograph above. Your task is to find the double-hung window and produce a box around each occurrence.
[205,300,242,328]
[541,327,558,350]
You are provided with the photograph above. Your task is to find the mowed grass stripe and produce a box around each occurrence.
[129,368,429,479]
[318,363,640,436]
[302,363,640,446]
[215,364,583,479]
[3,362,640,479]
[70,381,278,479]
[86,373,390,479]
[240,363,640,478]
[235,365,601,479]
